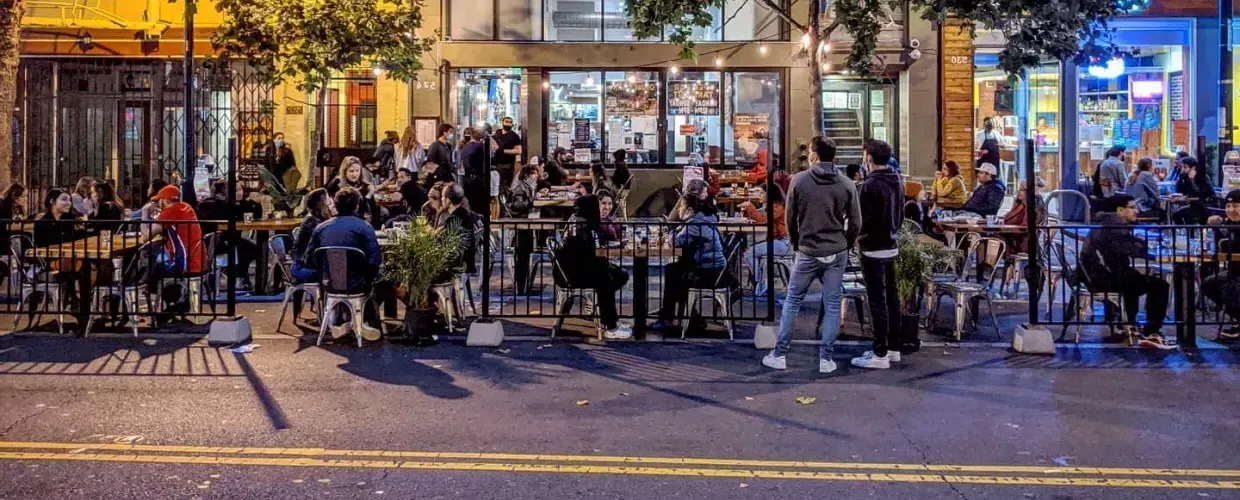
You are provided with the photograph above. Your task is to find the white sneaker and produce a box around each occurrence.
[604,326,633,340]
[819,358,838,374]
[762,352,787,370]
[850,351,891,370]
[360,324,383,342]
[888,351,902,363]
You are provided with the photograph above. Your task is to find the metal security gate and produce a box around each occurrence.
[14,58,274,206]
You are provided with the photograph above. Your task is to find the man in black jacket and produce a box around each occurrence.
[425,123,456,187]
[961,163,1006,217]
[1203,190,1240,340]
[1077,195,1173,349]
[851,140,906,369]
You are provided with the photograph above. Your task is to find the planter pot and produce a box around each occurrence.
[389,307,441,345]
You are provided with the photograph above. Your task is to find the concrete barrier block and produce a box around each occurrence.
[466,320,505,347]
[1012,324,1055,355]
[754,324,777,350]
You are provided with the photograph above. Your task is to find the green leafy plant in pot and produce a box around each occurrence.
[381,219,462,339]
[893,223,962,347]
[258,166,309,214]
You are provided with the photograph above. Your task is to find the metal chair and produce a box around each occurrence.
[923,232,978,323]
[929,237,1006,341]
[430,276,468,331]
[839,273,870,335]
[87,240,164,336]
[314,246,384,347]
[268,234,320,332]
[682,233,743,340]
[1065,250,1130,344]
[10,234,64,334]
[546,238,601,340]
[1045,189,1092,224]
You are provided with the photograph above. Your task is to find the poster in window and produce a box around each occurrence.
[732,113,770,164]
[573,148,592,163]
[605,81,658,115]
[414,118,438,148]
[683,165,704,190]
[1171,119,1191,151]
[848,93,862,110]
[668,81,720,116]
[573,119,592,144]
[606,120,626,153]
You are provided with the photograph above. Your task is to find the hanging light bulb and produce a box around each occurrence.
[759,44,768,55]
[800,33,810,48]
[372,66,384,76]
[821,63,831,73]
[584,75,595,86]
[669,65,680,75]
[542,80,550,90]
[715,57,724,67]
[820,42,831,54]
[627,74,637,84]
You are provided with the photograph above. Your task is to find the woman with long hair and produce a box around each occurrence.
[326,156,376,224]
[291,188,334,284]
[71,176,98,217]
[930,160,967,211]
[0,183,27,256]
[396,125,423,176]
[1172,156,1217,224]
[595,188,624,245]
[741,184,790,297]
[35,188,82,247]
[92,181,125,220]
[589,162,615,194]
[557,194,632,339]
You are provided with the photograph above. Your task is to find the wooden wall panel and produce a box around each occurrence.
[940,20,976,187]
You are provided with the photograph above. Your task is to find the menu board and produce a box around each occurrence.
[237,159,263,182]
[668,81,720,116]
[1111,119,1143,148]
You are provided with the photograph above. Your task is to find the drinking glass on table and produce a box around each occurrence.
[243,212,254,223]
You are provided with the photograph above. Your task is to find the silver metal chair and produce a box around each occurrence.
[269,234,320,332]
[10,234,64,334]
[929,237,1006,341]
[682,233,743,340]
[314,247,384,347]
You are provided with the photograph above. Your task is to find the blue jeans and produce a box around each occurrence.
[745,238,792,297]
[291,261,320,284]
[774,251,847,359]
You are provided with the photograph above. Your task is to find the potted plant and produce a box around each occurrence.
[381,219,462,341]
[893,223,961,345]
[258,166,309,214]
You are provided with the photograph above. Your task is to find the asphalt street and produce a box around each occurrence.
[1,333,1239,499]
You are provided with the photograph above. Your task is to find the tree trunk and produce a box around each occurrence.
[0,0,26,188]
[808,0,824,139]
[312,85,327,186]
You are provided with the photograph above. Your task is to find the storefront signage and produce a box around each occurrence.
[605,82,658,115]
[679,124,697,136]
[668,81,720,116]
[733,113,770,164]
[1111,119,1143,148]
[1171,119,1192,151]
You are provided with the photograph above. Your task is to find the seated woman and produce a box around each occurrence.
[556,194,631,339]
[1204,190,1240,341]
[999,181,1048,290]
[291,189,333,285]
[740,185,790,297]
[35,188,84,247]
[668,179,713,222]
[507,166,540,295]
[326,156,377,225]
[589,162,616,195]
[928,160,967,212]
[1172,157,1216,224]
[652,194,731,331]
[596,189,624,246]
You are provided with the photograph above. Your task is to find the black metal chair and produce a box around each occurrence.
[682,232,744,340]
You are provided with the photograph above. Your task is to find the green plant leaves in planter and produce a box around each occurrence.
[381,219,461,310]
[894,225,961,314]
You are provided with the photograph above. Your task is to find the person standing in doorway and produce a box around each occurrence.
[493,116,523,189]
[762,136,861,374]
[850,140,907,370]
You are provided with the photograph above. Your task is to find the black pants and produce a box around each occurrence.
[1097,268,1170,333]
[513,230,534,295]
[594,264,629,329]
[1202,271,1240,322]
[216,237,259,284]
[861,256,903,357]
[465,178,489,218]
[659,260,728,321]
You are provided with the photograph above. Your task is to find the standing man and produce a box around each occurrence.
[461,128,491,214]
[426,123,457,187]
[493,116,523,189]
[851,140,906,369]
[762,136,861,374]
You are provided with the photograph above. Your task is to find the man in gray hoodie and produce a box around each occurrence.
[762,136,862,374]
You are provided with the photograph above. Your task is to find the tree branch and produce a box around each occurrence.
[755,0,806,33]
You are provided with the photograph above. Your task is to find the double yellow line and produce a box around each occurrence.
[1,441,1237,490]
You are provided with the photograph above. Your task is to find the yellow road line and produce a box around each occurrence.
[0,451,1237,489]
[0,441,1237,478]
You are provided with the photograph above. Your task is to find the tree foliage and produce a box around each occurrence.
[211,0,437,91]
[628,0,1131,78]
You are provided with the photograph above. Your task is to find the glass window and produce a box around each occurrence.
[450,0,494,40]
[602,0,636,41]
[666,71,722,165]
[548,71,603,165]
[725,72,780,168]
[723,0,780,41]
[453,69,523,131]
[498,0,542,40]
[1079,46,1186,163]
[545,0,602,41]
[974,54,1057,189]
[603,71,659,166]
[666,6,721,42]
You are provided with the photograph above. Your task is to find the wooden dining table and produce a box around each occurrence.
[937,220,1026,248]
[534,198,578,208]
[26,233,153,335]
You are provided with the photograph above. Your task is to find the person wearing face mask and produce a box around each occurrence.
[264,132,297,188]
[425,124,458,188]
[493,116,523,188]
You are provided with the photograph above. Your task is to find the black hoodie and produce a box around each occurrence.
[786,162,862,257]
[1078,211,1148,284]
[857,167,903,255]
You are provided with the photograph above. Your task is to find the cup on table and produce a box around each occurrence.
[100,230,112,250]
[243,213,254,223]
[986,215,997,226]
[274,211,284,220]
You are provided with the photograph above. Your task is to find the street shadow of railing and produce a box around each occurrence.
[0,334,238,377]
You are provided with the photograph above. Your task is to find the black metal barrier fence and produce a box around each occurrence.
[0,218,238,334]
[481,218,779,332]
[1032,223,1238,349]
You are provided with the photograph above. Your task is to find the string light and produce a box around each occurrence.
[627,74,637,84]
[759,44,768,55]
[821,63,831,73]
[542,81,550,90]
[714,57,724,67]
[584,75,595,86]
[372,67,384,76]
[800,33,810,48]
[669,65,679,75]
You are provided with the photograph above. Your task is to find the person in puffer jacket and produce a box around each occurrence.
[652,194,730,330]
[961,162,1006,217]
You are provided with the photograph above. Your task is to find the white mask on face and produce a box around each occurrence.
[274,139,284,147]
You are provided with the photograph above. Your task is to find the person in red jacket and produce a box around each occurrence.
[746,148,769,184]
[740,183,789,297]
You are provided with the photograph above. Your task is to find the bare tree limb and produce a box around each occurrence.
[755,0,807,33]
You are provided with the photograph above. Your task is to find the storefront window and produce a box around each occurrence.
[544,0,603,41]
[972,54,1059,189]
[548,71,603,165]
[453,68,523,131]
[820,78,895,166]
[602,0,636,41]
[666,72,723,165]
[498,0,542,40]
[450,0,494,40]
[723,0,780,41]
[725,72,781,168]
[603,71,659,165]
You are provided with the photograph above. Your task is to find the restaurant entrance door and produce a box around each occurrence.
[820,80,897,166]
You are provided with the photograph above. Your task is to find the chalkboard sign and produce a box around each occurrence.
[237,159,264,182]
